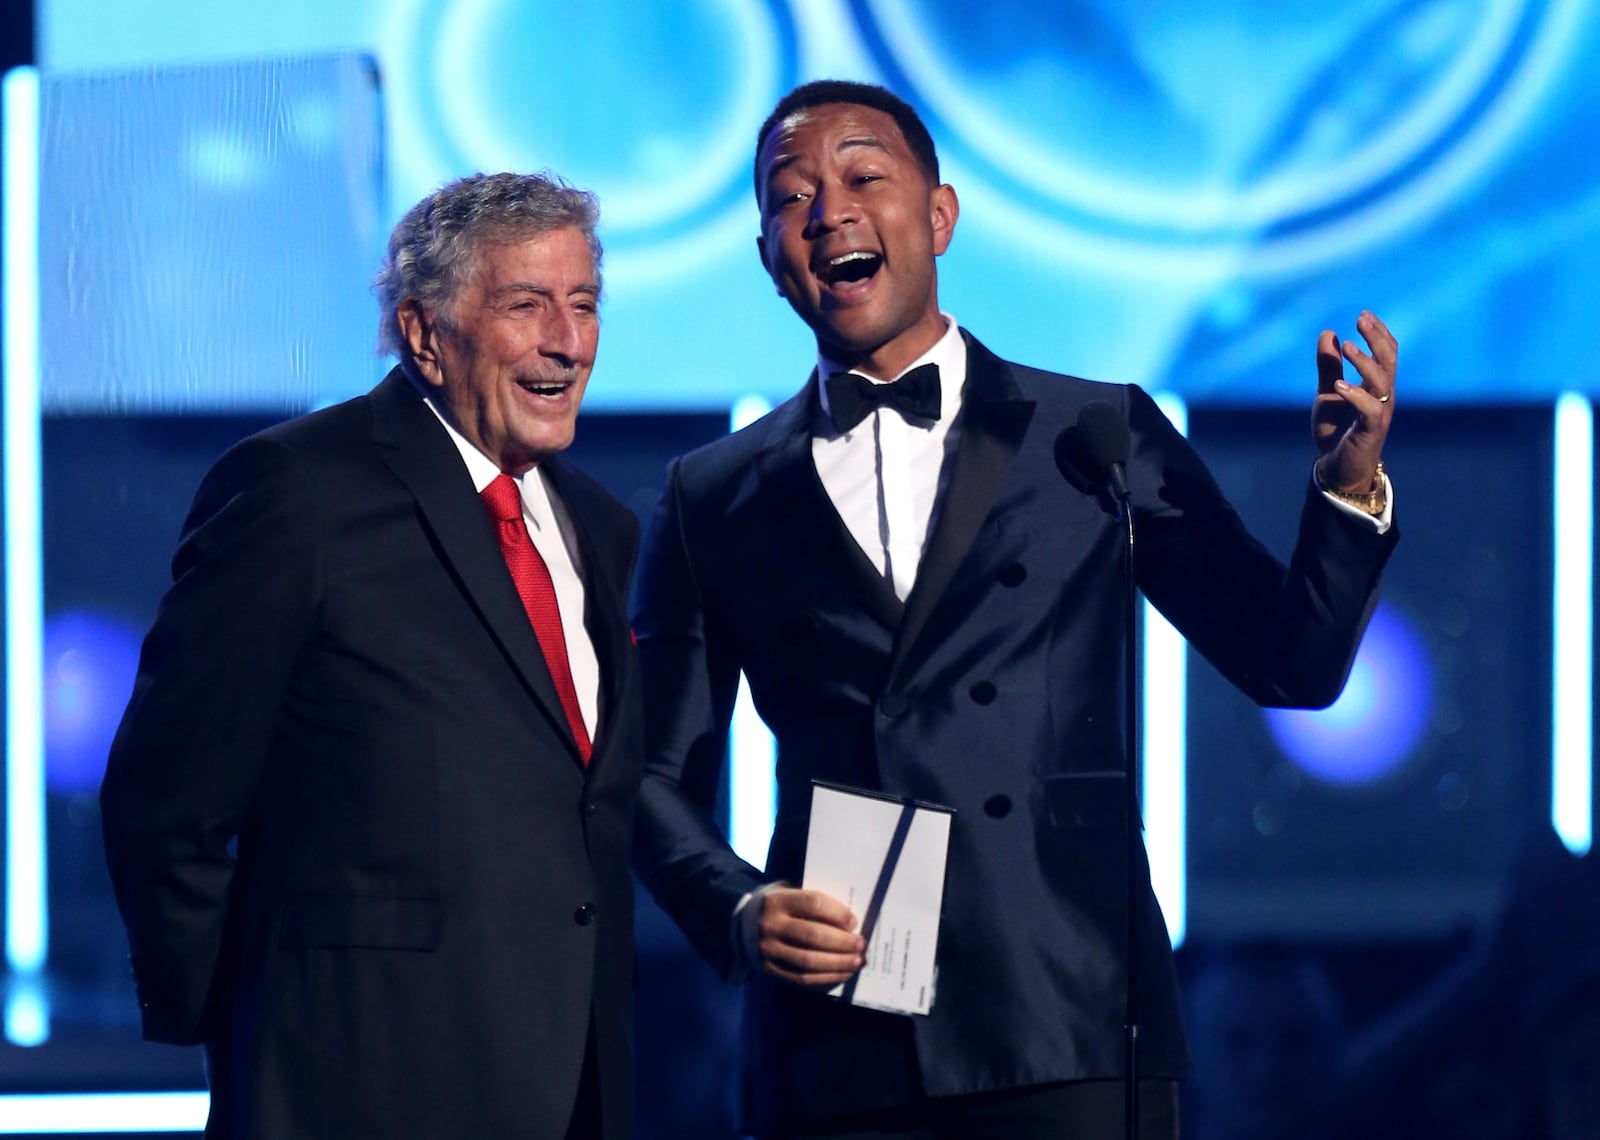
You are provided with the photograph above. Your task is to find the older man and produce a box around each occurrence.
[101,172,642,1139]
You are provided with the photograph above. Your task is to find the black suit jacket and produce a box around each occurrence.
[631,333,1397,1131]
[101,369,643,1139]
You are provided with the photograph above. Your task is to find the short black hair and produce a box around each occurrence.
[752,79,940,200]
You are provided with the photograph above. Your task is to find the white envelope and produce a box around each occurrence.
[801,781,953,1017]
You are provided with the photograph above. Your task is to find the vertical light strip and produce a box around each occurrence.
[3,65,50,1045]
[1553,392,1593,855]
[1144,392,1187,946]
[728,395,777,867]
[0,1091,209,1133]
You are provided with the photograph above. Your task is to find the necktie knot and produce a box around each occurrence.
[825,362,941,433]
[481,473,523,523]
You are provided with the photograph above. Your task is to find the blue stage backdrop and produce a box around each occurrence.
[36,0,1600,411]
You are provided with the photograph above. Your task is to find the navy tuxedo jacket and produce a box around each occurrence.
[101,369,643,1139]
[632,332,1397,1130]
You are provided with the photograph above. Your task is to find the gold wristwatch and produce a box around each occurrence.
[1320,459,1387,516]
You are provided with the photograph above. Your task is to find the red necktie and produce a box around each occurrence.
[481,473,592,764]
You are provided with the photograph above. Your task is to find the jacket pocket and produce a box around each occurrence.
[277,893,446,951]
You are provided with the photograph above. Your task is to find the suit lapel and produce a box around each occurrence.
[541,458,633,777]
[368,370,584,766]
[754,377,905,631]
[886,335,1034,682]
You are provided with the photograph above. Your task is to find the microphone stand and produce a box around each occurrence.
[1106,482,1140,1140]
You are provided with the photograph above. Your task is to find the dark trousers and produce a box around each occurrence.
[756,1078,1179,1140]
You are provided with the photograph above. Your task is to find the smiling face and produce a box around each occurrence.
[756,102,958,378]
[399,226,599,473]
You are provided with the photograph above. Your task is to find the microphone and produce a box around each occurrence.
[1054,398,1144,1140]
[1055,401,1131,514]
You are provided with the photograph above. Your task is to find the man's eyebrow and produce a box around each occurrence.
[835,134,891,159]
[490,281,600,299]
[767,133,892,179]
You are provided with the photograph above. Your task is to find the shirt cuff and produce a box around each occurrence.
[728,881,787,984]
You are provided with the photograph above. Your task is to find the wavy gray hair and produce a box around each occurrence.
[375,171,602,358]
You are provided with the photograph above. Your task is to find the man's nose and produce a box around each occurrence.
[806,183,859,235]
[541,306,588,364]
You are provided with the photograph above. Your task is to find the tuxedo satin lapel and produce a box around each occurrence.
[755,378,905,631]
[542,458,633,777]
[369,371,583,765]
[887,338,1034,682]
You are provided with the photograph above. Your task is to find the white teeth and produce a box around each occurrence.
[828,251,877,267]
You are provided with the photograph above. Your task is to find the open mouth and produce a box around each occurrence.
[518,378,572,398]
[817,250,882,287]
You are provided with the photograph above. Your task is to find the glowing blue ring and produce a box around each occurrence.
[1262,605,1434,788]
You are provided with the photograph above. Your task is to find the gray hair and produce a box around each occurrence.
[375,171,603,358]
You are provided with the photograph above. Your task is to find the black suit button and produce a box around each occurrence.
[584,800,598,817]
[574,903,597,926]
[999,563,1027,587]
[970,681,997,705]
[880,691,909,717]
[783,615,819,644]
[984,795,1012,819]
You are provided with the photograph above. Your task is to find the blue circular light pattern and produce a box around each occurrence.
[850,0,1573,275]
[1262,604,1433,787]
[389,0,797,248]
[45,610,144,796]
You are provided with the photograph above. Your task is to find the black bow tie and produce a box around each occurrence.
[825,363,942,433]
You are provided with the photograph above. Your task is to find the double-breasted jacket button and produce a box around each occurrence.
[999,563,1027,588]
[984,795,1013,818]
[574,903,597,926]
[970,681,997,705]
[879,691,909,717]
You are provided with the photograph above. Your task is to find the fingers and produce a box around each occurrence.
[1311,312,1396,487]
[1315,329,1344,395]
[758,887,866,988]
[1338,311,1398,408]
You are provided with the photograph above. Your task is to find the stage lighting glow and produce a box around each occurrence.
[4,67,50,1029]
[728,395,778,867]
[1552,391,1593,854]
[44,611,144,797]
[1144,392,1187,947]
[1263,604,1433,786]
[0,1091,209,1133]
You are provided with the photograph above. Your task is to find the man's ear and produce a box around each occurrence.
[397,299,444,387]
[930,183,959,257]
[755,234,783,295]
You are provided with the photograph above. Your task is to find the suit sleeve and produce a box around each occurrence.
[630,457,767,981]
[1127,385,1398,708]
[100,436,322,1044]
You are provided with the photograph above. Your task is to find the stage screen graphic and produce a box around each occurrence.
[36,0,1600,411]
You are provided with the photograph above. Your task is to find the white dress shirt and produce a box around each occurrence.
[813,316,969,599]
[421,391,600,738]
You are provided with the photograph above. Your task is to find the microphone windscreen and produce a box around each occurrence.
[1055,401,1130,492]
[1054,429,1096,494]
[1075,401,1131,475]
